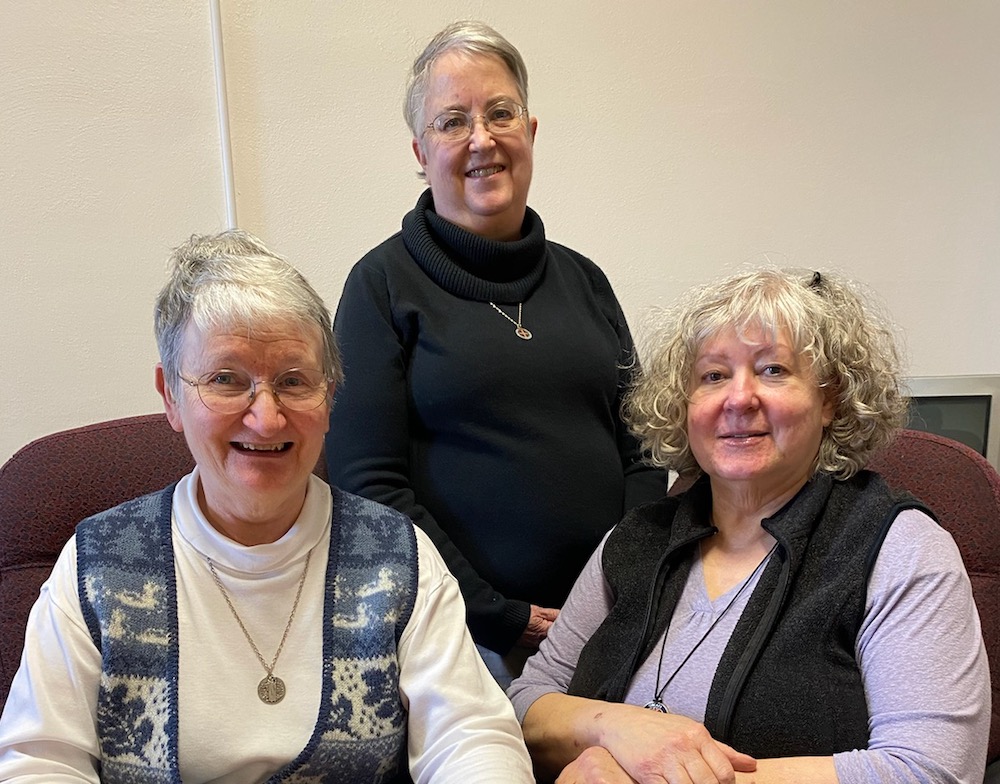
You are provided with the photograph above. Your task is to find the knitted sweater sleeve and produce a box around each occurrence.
[576,254,667,510]
[326,257,530,654]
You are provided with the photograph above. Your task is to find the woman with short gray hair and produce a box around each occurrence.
[0,229,536,782]
[327,22,666,687]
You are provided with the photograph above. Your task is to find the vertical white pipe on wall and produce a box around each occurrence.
[210,0,237,228]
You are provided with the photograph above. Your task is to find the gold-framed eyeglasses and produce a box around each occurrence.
[179,368,331,414]
[424,101,528,143]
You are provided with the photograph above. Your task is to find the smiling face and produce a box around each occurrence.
[686,324,835,505]
[156,320,331,545]
[412,51,537,241]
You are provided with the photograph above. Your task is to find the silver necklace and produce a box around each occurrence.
[644,543,777,713]
[489,301,532,340]
[206,550,311,705]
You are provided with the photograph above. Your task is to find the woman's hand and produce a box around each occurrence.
[556,746,637,783]
[523,694,755,784]
[518,605,559,648]
[595,706,754,784]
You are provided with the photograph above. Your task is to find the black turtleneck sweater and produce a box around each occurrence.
[326,190,666,654]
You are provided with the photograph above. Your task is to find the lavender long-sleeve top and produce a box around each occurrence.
[508,509,991,783]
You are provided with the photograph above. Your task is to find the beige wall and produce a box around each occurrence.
[2,1,998,464]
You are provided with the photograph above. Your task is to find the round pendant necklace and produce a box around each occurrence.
[644,542,777,713]
[207,549,311,705]
[489,301,532,340]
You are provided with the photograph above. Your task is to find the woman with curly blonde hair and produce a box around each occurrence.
[628,268,907,481]
[509,268,989,783]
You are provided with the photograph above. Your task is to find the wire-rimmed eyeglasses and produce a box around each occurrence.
[179,368,331,414]
[423,100,528,143]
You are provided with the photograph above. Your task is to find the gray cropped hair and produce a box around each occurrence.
[624,268,908,480]
[404,20,530,138]
[154,229,342,394]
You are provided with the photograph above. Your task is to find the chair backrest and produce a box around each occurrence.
[865,429,1000,765]
[0,414,194,710]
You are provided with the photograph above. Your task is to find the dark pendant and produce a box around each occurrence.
[515,326,532,340]
[644,699,669,713]
[258,674,286,704]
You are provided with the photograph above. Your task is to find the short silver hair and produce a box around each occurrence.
[404,20,530,138]
[154,229,342,394]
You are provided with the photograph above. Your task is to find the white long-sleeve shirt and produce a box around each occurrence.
[0,471,535,783]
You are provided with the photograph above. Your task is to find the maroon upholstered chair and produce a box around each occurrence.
[0,413,332,713]
[669,428,1000,774]
[0,414,194,710]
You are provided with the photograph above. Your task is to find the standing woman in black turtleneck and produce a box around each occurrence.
[326,20,666,687]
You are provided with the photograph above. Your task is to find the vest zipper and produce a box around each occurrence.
[715,545,789,739]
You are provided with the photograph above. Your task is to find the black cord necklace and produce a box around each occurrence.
[644,542,778,713]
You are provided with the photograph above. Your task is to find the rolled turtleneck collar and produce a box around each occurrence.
[400,188,547,303]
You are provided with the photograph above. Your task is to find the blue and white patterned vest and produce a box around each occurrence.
[76,484,417,783]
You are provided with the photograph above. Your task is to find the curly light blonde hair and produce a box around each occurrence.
[624,268,907,480]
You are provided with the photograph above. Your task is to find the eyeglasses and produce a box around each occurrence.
[424,101,528,143]
[179,368,331,414]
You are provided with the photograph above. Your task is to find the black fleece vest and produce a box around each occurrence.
[567,471,932,758]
